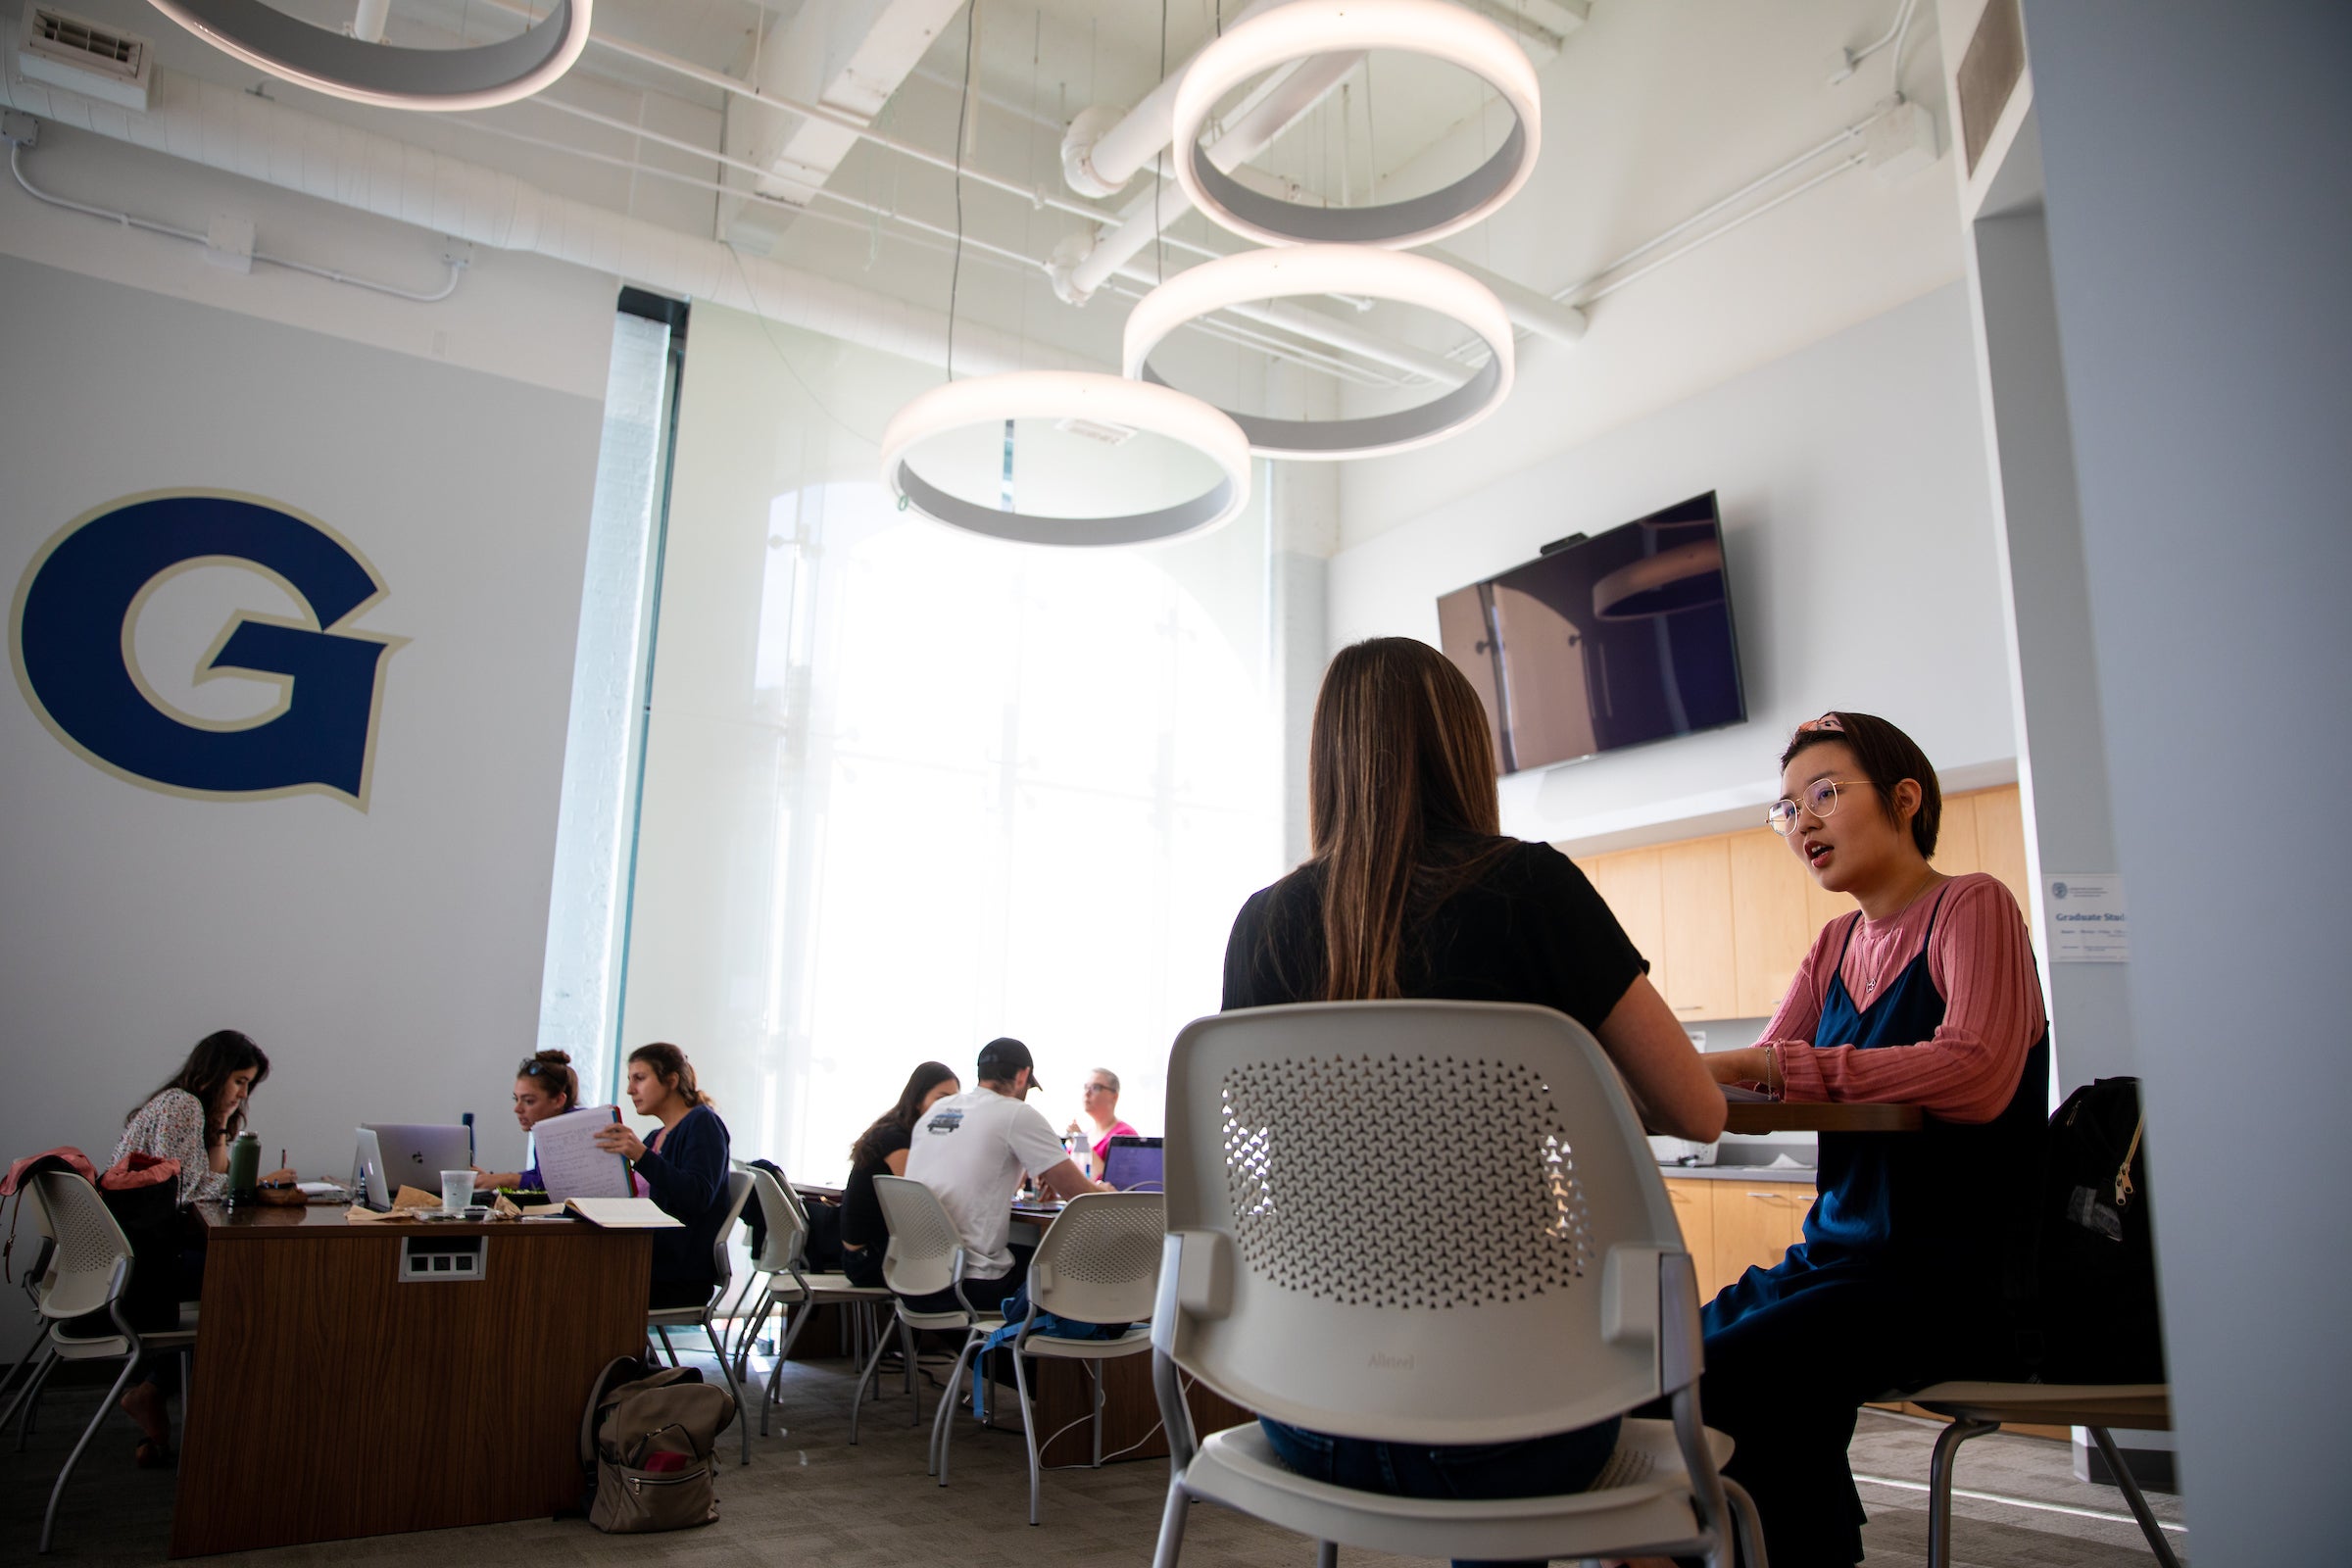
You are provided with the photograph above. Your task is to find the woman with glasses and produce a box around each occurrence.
[473,1049,579,1192]
[1063,1068,1139,1179]
[1677,710,2049,1568]
[1222,638,1726,1568]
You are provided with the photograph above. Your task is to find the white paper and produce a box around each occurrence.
[529,1105,635,1199]
[565,1197,682,1228]
[2046,873,2130,962]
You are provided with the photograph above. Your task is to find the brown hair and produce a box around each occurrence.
[1306,638,1517,1001]
[627,1042,712,1109]
[851,1060,958,1169]
[1781,711,1941,858]
[515,1049,579,1110]
[131,1030,270,1146]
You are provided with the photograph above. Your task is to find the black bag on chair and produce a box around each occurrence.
[2035,1076,2166,1383]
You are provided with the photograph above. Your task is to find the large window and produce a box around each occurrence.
[609,306,1281,1178]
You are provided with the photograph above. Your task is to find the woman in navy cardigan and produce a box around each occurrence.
[595,1042,732,1308]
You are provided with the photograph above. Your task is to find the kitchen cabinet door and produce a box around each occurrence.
[1728,828,1811,1019]
[1658,838,1737,1020]
[1971,787,2034,917]
[1711,1181,1811,1286]
[1585,849,1669,1005]
[1664,1179,1720,1300]
[1936,791,1983,875]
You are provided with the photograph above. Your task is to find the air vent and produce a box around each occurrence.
[1054,416,1138,447]
[18,7,154,112]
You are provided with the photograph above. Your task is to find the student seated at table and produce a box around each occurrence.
[1669,711,2048,1568]
[594,1043,731,1309]
[901,1038,1109,1315]
[474,1049,578,1191]
[113,1030,294,1466]
[1062,1066,1140,1180]
[842,1061,960,1289]
[1221,638,1726,1568]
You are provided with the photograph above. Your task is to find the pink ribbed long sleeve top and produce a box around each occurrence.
[1762,872,2045,1124]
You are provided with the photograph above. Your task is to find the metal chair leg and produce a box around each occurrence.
[847,1310,898,1446]
[2,1337,57,1445]
[1313,1543,1338,1568]
[1926,1416,1997,1568]
[1012,1345,1043,1525]
[931,1329,986,1484]
[40,1354,142,1553]
[1090,1361,1104,1467]
[1720,1475,1765,1568]
[655,1326,679,1366]
[901,1320,921,1422]
[11,1351,59,1451]
[1150,1479,1191,1568]
[698,1310,749,1467]
[2086,1427,2183,1568]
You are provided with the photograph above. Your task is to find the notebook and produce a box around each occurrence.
[564,1197,683,1228]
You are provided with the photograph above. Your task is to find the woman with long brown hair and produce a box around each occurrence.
[594,1042,731,1308]
[1221,637,1724,1558]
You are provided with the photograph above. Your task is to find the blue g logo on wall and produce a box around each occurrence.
[10,491,402,807]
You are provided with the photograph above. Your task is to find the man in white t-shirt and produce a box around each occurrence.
[902,1037,1108,1314]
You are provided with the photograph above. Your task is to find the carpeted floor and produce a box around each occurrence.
[2,1348,2183,1567]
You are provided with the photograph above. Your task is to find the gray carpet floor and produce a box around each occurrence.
[1,1348,2184,1567]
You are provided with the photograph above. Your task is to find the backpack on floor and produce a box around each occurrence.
[2035,1076,2167,1383]
[577,1355,736,1533]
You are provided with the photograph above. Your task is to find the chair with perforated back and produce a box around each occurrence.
[1148,1000,1764,1568]
[646,1168,756,1466]
[2,1171,199,1554]
[935,1190,1162,1522]
[847,1174,1004,1447]
[727,1162,894,1436]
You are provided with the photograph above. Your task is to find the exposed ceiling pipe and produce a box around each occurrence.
[1052,49,1361,307]
[1057,0,1298,198]
[352,0,392,45]
[0,60,1076,380]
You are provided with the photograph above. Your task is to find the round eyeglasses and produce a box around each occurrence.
[1767,778,1866,835]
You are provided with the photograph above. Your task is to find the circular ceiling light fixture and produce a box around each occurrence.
[1124,246,1515,461]
[881,371,1252,548]
[146,0,593,111]
[1170,0,1541,249]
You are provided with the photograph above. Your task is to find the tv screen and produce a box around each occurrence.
[1437,492,1746,774]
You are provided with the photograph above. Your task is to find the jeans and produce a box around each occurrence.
[1257,1414,1624,1568]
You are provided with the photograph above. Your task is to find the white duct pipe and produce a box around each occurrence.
[1060,49,1361,304]
[351,0,392,45]
[1060,0,1298,197]
[0,61,1082,380]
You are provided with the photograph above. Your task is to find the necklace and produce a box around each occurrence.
[1861,867,1942,996]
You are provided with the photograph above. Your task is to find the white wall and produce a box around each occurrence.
[2023,2,2352,1553]
[0,241,606,1194]
[1328,282,2016,849]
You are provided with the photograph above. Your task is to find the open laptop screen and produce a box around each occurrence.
[1101,1135,1164,1193]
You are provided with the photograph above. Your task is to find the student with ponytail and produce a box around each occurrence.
[474,1049,580,1192]
[595,1042,732,1308]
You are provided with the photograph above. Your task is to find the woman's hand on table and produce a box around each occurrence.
[593,1125,647,1160]
[261,1166,298,1184]
[1703,1047,1774,1089]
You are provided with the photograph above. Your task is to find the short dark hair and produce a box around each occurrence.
[1781,711,1941,858]
[975,1037,1037,1090]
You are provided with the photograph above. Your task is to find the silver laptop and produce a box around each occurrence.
[357,1123,472,1204]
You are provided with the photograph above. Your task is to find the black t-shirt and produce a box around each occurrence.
[842,1122,910,1251]
[1221,836,1645,1034]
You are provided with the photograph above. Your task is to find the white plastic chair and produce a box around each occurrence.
[727,1163,893,1435]
[847,1174,1003,1448]
[646,1168,755,1466]
[0,1172,198,1554]
[950,1190,1162,1524]
[1904,1381,2178,1568]
[1148,1000,1764,1568]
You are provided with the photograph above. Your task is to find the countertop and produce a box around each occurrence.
[1654,1162,1817,1183]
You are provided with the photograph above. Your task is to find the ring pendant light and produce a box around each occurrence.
[881,371,1253,547]
[1170,0,1541,249]
[147,0,593,111]
[1124,247,1515,461]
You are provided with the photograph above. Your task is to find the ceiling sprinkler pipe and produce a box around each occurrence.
[1058,0,1298,197]
[352,0,392,44]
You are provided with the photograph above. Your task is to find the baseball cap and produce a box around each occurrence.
[976,1037,1039,1091]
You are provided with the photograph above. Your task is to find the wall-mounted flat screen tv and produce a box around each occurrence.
[1437,492,1746,774]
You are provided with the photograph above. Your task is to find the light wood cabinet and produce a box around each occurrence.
[1658,839,1737,1020]
[1570,785,2026,1022]
[1663,1179,1721,1299]
[1662,1175,1813,1302]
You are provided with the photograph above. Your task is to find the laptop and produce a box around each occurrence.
[358,1123,473,1204]
[1101,1135,1164,1193]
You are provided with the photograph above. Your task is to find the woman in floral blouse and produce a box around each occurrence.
[111,1030,289,1463]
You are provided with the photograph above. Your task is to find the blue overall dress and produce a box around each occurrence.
[1695,887,2049,1565]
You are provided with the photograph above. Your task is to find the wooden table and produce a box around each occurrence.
[171,1203,649,1557]
[1721,1099,1924,1134]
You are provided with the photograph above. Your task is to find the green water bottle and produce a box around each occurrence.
[225,1132,261,1202]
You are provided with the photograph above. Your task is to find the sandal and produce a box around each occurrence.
[134,1437,175,1470]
